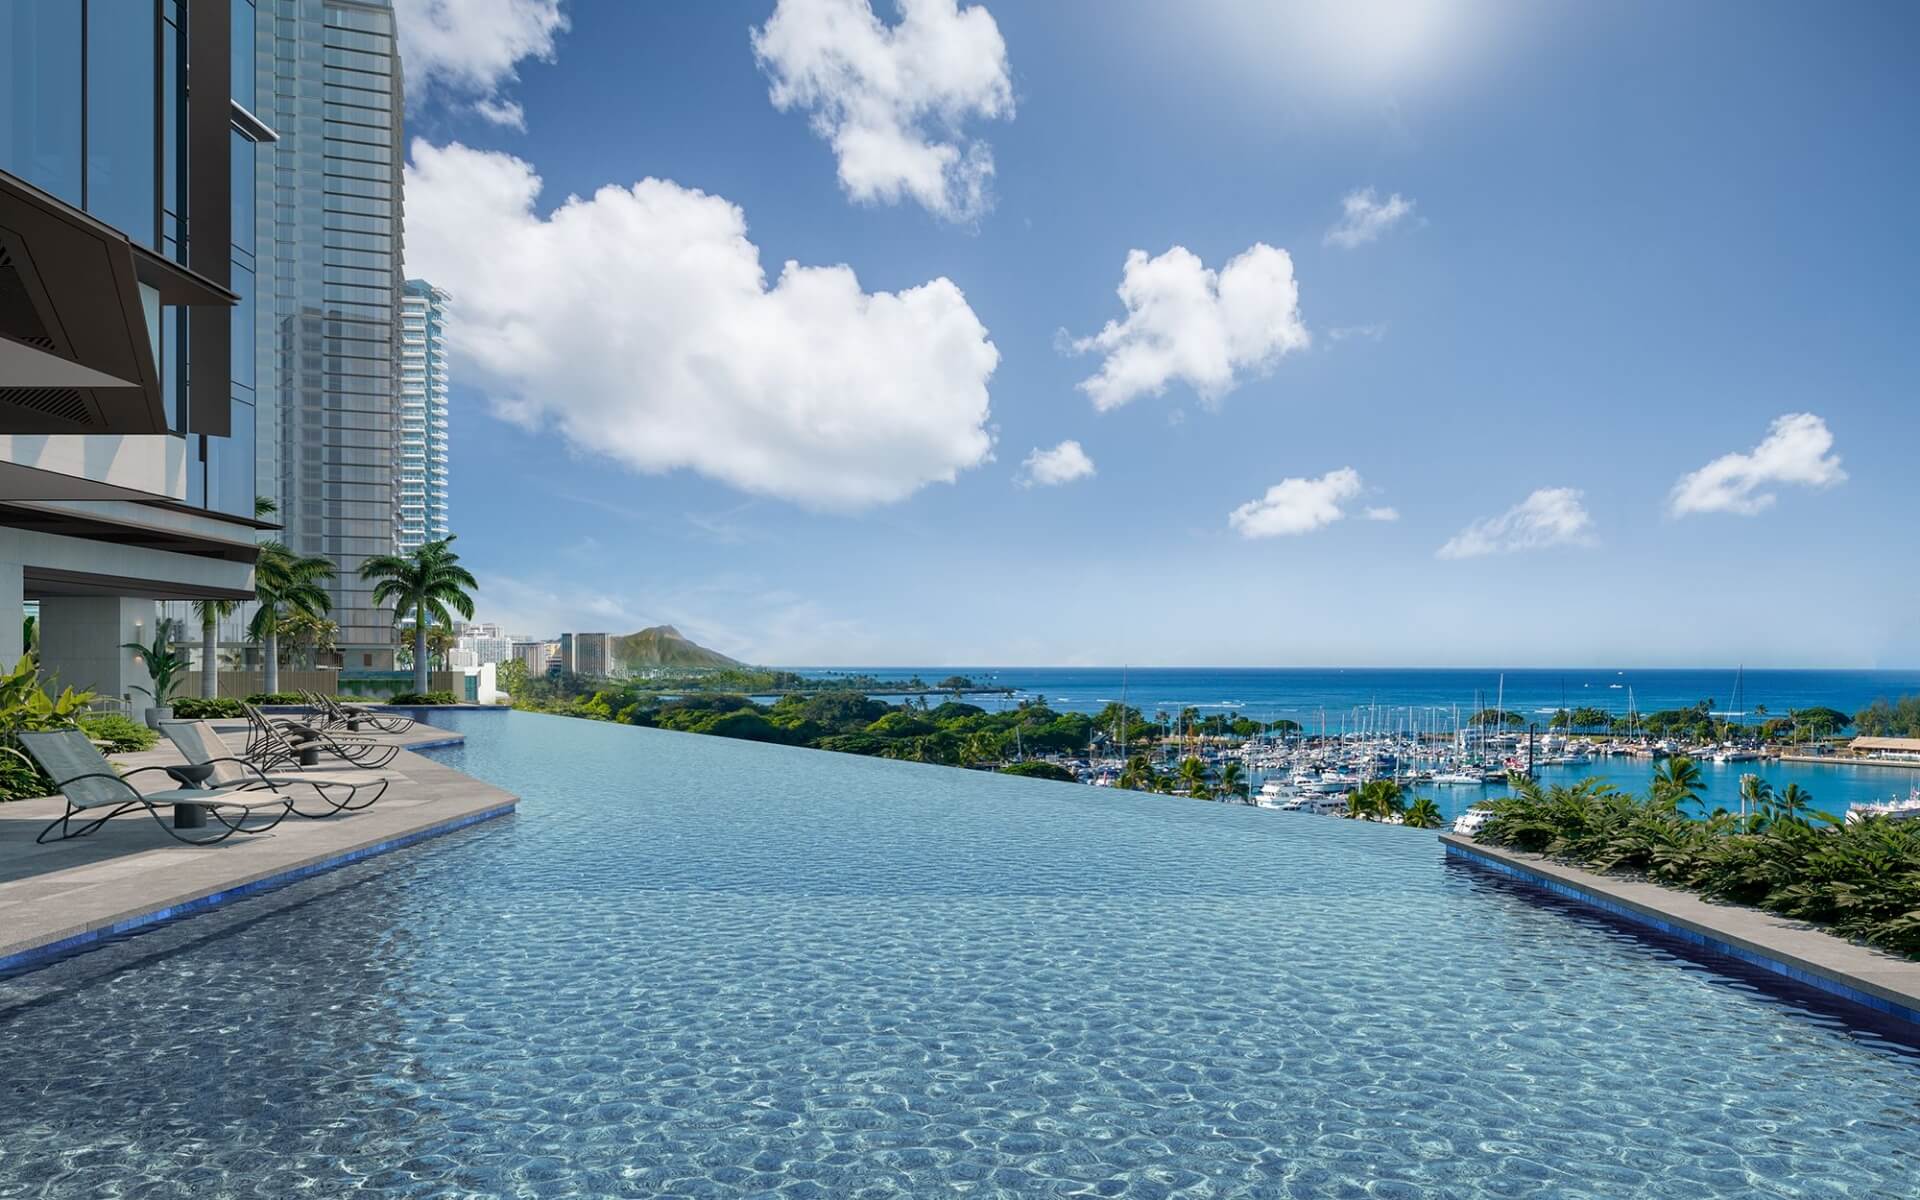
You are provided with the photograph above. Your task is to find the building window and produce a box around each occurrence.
[86,0,159,247]
[0,0,83,203]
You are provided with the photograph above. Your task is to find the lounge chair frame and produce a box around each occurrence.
[160,720,391,817]
[242,703,399,771]
[18,730,294,846]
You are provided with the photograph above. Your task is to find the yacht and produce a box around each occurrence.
[1846,788,1920,825]
[1276,792,1348,816]
[1453,807,1493,836]
[1433,768,1490,786]
[1254,779,1292,808]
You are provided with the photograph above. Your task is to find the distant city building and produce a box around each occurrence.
[456,630,513,667]
[510,641,549,677]
[557,633,573,672]
[260,0,409,669]
[396,279,450,551]
[572,632,610,677]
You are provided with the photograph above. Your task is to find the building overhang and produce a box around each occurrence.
[0,171,235,435]
[0,500,261,566]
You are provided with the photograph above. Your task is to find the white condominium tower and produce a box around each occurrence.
[397,279,450,550]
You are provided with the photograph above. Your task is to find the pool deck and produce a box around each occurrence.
[1442,833,1920,1027]
[0,719,515,975]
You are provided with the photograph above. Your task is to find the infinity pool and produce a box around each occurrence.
[1,710,1915,1197]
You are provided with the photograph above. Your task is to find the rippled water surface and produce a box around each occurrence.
[1,710,1915,1198]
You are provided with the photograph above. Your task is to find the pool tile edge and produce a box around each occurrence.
[0,799,517,977]
[1441,834,1920,1028]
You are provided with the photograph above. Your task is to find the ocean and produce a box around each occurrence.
[794,667,1920,817]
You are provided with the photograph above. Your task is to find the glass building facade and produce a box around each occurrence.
[396,279,449,551]
[0,0,265,515]
[257,0,403,665]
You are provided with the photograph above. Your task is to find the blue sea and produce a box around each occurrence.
[797,667,1920,817]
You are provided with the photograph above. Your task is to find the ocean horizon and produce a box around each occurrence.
[782,666,1920,725]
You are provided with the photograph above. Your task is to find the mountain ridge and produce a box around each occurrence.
[611,625,744,670]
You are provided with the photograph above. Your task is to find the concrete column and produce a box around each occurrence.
[0,561,21,667]
[37,597,157,707]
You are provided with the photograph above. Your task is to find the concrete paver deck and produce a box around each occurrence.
[0,718,515,972]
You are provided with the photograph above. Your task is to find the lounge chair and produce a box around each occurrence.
[307,690,416,734]
[18,729,293,845]
[243,703,400,770]
[160,720,391,817]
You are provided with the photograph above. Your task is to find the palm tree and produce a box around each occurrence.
[1218,760,1247,803]
[1349,778,1406,822]
[1772,783,1816,825]
[1651,756,1704,813]
[249,541,334,695]
[1402,797,1444,829]
[360,537,477,694]
[191,599,239,697]
[1119,753,1156,791]
[1177,755,1209,799]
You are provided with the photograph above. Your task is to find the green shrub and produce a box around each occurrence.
[1475,771,1920,958]
[244,692,311,706]
[172,697,245,719]
[999,760,1075,783]
[0,745,54,802]
[77,713,159,753]
[388,691,458,705]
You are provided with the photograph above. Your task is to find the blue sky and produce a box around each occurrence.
[393,1,1917,668]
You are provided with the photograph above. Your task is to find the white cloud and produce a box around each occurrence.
[403,141,999,511]
[1069,244,1310,411]
[1325,188,1415,248]
[1669,413,1846,517]
[1018,440,1095,487]
[752,0,1013,221]
[1229,467,1389,538]
[395,0,565,128]
[470,97,527,131]
[1438,487,1594,559]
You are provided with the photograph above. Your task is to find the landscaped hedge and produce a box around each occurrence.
[387,691,459,705]
[171,697,246,719]
[1474,770,1920,958]
[77,713,158,753]
[244,692,313,706]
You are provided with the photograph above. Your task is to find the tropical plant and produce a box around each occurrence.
[389,691,458,706]
[190,598,239,698]
[121,630,190,709]
[1218,759,1248,803]
[0,655,94,801]
[1118,753,1157,791]
[172,697,245,719]
[77,713,159,753]
[1346,779,1407,822]
[1000,760,1075,783]
[249,541,334,695]
[1474,772,1920,957]
[360,537,478,694]
[1402,796,1445,829]
[277,610,339,670]
[1650,756,1704,814]
[19,613,35,660]
[1177,755,1210,799]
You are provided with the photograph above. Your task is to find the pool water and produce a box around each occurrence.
[0,710,1914,1198]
